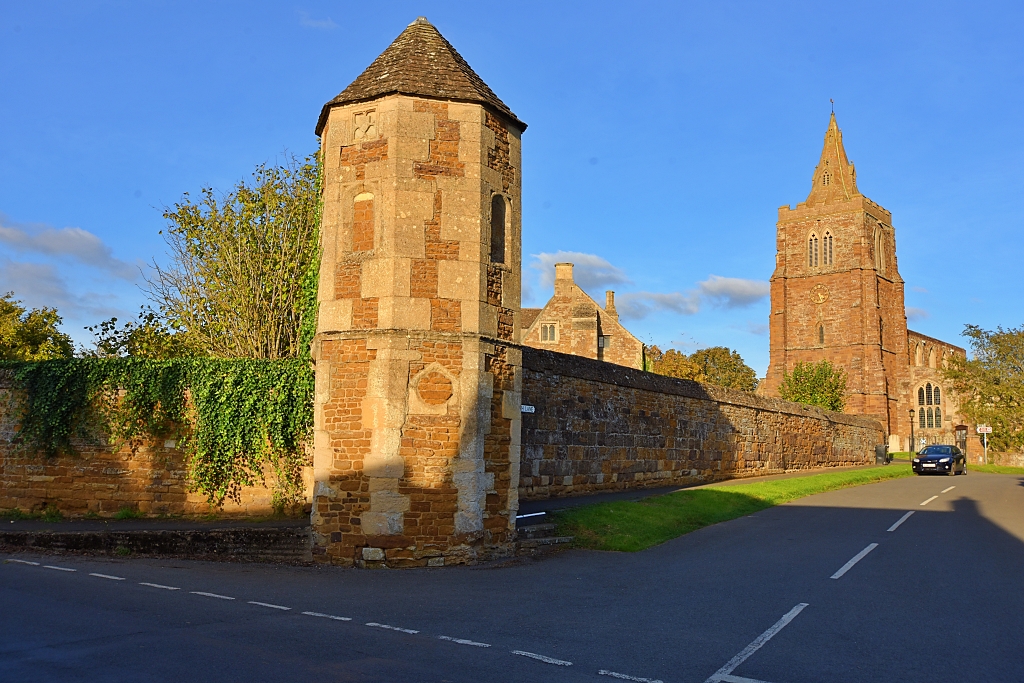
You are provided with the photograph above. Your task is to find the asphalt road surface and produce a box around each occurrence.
[3,470,1022,682]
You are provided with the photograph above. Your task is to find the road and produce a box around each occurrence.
[2,469,1022,682]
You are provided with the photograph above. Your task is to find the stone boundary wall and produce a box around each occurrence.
[519,347,886,501]
[0,379,312,518]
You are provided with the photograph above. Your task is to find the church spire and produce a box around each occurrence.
[806,112,860,205]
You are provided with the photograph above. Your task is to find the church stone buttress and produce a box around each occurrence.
[309,18,525,567]
[763,114,908,439]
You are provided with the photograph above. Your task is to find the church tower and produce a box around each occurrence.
[309,18,525,567]
[762,114,908,439]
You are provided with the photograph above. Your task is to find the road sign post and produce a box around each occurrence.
[976,425,992,464]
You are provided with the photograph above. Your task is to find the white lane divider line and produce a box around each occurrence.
[43,565,76,572]
[190,591,235,600]
[89,573,125,581]
[511,650,572,666]
[830,543,878,580]
[597,669,664,682]
[887,511,915,532]
[302,611,352,621]
[703,602,808,683]
[941,486,956,493]
[366,622,418,634]
[715,675,777,683]
[248,601,290,610]
[920,495,938,506]
[5,559,40,566]
[139,582,180,590]
[438,635,490,647]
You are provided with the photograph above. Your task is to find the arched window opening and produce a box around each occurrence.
[928,348,936,369]
[808,233,819,268]
[934,387,941,405]
[927,408,934,429]
[926,384,933,405]
[915,344,922,366]
[823,232,834,265]
[490,194,506,264]
[818,325,824,345]
[935,407,943,427]
[917,387,925,406]
[919,409,926,428]
[874,227,887,276]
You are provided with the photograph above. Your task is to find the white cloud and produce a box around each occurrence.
[0,256,122,319]
[911,286,929,293]
[299,11,337,29]
[747,321,769,336]
[697,275,770,308]
[0,215,140,280]
[906,306,929,321]
[530,251,631,292]
[616,291,700,319]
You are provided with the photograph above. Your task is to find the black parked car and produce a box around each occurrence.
[912,445,967,476]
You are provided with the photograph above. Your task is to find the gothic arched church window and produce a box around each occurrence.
[918,387,925,405]
[934,386,941,405]
[818,324,824,345]
[926,383,933,405]
[919,409,926,428]
[823,232,833,265]
[808,233,819,268]
[927,408,934,428]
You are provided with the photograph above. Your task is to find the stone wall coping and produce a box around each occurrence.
[522,346,884,432]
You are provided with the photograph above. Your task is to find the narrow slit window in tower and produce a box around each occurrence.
[818,325,824,345]
[490,194,506,264]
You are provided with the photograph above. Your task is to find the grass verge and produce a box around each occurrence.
[968,464,1024,475]
[555,466,914,552]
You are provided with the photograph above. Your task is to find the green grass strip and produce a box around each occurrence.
[554,466,914,552]
[968,464,1024,475]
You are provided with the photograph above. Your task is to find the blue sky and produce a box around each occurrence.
[1,1,1021,374]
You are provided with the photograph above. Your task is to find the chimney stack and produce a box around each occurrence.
[554,262,574,296]
[605,290,618,320]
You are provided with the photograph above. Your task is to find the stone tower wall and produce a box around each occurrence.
[310,95,523,567]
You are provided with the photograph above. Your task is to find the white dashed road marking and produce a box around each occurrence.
[887,511,915,532]
[5,559,40,566]
[704,603,808,683]
[830,544,878,580]
[597,669,664,682]
[43,565,75,572]
[248,601,290,610]
[366,622,418,634]
[139,582,179,590]
[302,611,352,621]
[89,573,125,581]
[941,486,956,493]
[438,635,490,647]
[190,591,235,600]
[920,495,938,506]
[511,650,572,666]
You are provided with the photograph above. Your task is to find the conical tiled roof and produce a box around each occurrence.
[315,17,525,135]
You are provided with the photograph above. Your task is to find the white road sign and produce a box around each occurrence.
[976,425,992,434]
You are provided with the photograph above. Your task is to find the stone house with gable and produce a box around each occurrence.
[521,262,644,369]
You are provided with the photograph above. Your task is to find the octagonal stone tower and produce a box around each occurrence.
[310,18,526,567]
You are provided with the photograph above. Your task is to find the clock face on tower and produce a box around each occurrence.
[810,284,830,304]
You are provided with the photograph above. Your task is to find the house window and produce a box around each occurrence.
[540,323,557,343]
[598,336,611,349]
[490,194,506,264]
[823,232,833,265]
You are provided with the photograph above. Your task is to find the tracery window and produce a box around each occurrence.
[935,407,943,426]
[927,408,934,428]
[934,387,941,405]
[925,383,933,405]
[919,409,926,428]
[540,323,557,343]
[918,387,925,406]
[823,231,833,265]
[808,233,819,267]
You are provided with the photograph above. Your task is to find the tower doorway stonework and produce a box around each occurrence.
[309,18,526,567]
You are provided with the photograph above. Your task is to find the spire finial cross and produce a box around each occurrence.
[830,98,834,113]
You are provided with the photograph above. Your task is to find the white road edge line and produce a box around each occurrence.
[248,601,290,610]
[887,511,915,532]
[139,582,179,590]
[438,635,490,647]
[190,591,235,600]
[511,650,572,666]
[597,669,664,682]
[89,573,126,581]
[43,565,76,572]
[716,675,777,683]
[920,495,938,506]
[302,611,352,621]
[831,543,879,579]
[703,602,808,683]
[365,622,418,634]
[941,486,956,493]
[5,559,40,566]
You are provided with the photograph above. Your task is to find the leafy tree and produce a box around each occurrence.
[0,293,73,360]
[145,153,321,359]
[689,346,759,391]
[646,344,758,391]
[778,359,847,411]
[84,308,199,359]
[943,324,1024,452]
